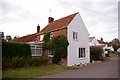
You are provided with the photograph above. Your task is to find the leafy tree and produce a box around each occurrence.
[42,33,69,64]
[109,38,120,51]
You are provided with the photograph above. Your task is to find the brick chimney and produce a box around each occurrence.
[101,37,103,41]
[37,24,40,33]
[48,17,54,23]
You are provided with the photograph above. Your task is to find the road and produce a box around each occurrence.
[40,57,119,78]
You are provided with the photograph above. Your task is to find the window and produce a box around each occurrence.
[73,31,77,40]
[31,45,42,56]
[40,35,44,41]
[79,48,85,58]
[50,32,53,39]
[48,49,54,57]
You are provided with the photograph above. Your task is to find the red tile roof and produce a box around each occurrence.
[11,12,79,43]
[11,33,37,42]
[97,40,105,44]
[40,12,79,33]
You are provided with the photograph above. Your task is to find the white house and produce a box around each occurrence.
[89,37,114,56]
[12,12,90,66]
[89,37,99,46]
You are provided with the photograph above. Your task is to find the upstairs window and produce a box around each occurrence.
[73,31,77,40]
[79,48,85,58]
[50,32,53,39]
[40,35,44,41]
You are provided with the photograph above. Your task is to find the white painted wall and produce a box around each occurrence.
[89,38,99,46]
[67,13,90,66]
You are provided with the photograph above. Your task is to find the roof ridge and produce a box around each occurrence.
[40,12,79,33]
[55,12,79,22]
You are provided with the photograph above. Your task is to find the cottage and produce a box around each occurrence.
[12,12,90,66]
[89,37,114,57]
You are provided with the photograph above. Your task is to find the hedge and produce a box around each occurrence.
[90,46,104,61]
[2,56,48,69]
[2,41,31,58]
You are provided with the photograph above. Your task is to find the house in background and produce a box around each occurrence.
[12,12,90,66]
[89,37,99,46]
[89,37,114,56]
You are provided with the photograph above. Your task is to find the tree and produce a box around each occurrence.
[13,36,19,40]
[42,32,69,64]
[6,35,12,41]
[110,38,120,51]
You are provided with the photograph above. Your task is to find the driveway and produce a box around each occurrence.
[39,57,119,78]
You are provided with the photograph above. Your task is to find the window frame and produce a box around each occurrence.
[31,45,42,56]
[73,31,78,40]
[50,32,53,39]
[78,48,86,59]
[48,49,54,57]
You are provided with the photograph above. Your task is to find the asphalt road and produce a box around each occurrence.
[40,57,119,78]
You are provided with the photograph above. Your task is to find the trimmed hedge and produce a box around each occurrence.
[2,41,31,58]
[90,46,104,61]
[2,56,48,69]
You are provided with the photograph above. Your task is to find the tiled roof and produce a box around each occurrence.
[11,12,79,43]
[97,40,105,44]
[89,37,95,42]
[11,33,37,42]
[40,12,79,33]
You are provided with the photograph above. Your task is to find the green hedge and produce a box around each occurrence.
[2,41,31,58]
[2,56,48,69]
[90,46,104,61]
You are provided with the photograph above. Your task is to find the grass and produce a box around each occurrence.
[109,52,120,57]
[102,52,120,61]
[2,64,78,78]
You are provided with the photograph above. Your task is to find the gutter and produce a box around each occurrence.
[36,27,67,35]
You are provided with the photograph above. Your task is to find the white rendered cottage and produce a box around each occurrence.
[12,12,90,66]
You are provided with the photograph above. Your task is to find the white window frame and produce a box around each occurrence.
[31,45,42,56]
[78,48,85,59]
[50,32,53,39]
[73,31,78,40]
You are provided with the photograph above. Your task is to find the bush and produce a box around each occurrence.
[2,41,31,58]
[2,56,48,69]
[52,53,61,64]
[90,46,104,61]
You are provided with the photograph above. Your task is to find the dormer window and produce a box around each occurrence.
[73,31,77,40]
[50,32,53,39]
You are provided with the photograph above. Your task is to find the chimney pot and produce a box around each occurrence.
[37,24,40,33]
[48,17,54,23]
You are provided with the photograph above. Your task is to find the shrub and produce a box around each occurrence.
[2,56,48,69]
[2,41,31,58]
[90,46,104,61]
[11,57,25,68]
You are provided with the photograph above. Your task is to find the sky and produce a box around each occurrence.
[0,0,119,42]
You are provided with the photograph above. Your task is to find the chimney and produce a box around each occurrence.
[37,24,40,33]
[48,17,54,23]
[101,37,103,41]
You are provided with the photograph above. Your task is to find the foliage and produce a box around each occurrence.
[2,56,48,69]
[109,38,120,51]
[43,32,50,42]
[2,41,31,58]
[42,33,69,64]
[90,46,104,61]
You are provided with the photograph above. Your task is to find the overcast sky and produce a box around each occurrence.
[0,0,119,42]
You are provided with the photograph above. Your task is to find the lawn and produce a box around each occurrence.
[2,64,78,78]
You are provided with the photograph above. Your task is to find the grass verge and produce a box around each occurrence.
[2,64,78,78]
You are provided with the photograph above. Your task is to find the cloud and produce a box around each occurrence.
[0,0,119,42]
